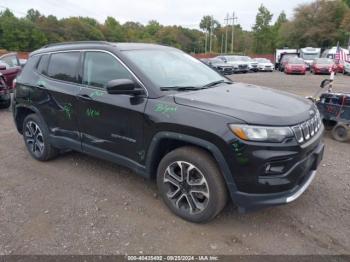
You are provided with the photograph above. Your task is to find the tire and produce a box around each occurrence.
[331,124,349,142]
[157,146,228,223]
[22,114,59,161]
[0,98,10,109]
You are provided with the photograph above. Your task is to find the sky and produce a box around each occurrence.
[0,0,314,30]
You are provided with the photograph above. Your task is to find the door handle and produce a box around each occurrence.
[77,94,92,101]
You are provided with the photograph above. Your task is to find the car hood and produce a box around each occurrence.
[173,83,314,126]
[259,63,273,66]
[226,61,249,66]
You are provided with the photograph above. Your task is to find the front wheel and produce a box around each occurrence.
[23,114,59,161]
[157,146,228,223]
[331,124,349,142]
[0,98,11,109]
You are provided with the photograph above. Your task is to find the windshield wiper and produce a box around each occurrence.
[160,86,205,91]
[202,80,231,88]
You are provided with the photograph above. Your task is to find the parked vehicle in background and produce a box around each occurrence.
[0,52,22,90]
[322,47,349,60]
[216,55,249,73]
[239,56,258,72]
[279,53,300,72]
[253,58,274,72]
[0,65,11,109]
[336,60,345,74]
[310,58,336,75]
[13,41,325,223]
[344,60,350,75]
[275,48,298,70]
[284,58,307,75]
[300,47,321,70]
[207,58,234,75]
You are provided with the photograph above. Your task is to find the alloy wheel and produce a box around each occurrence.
[163,161,210,215]
[24,121,45,157]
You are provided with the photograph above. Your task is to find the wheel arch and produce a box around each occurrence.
[145,132,238,193]
[14,105,44,134]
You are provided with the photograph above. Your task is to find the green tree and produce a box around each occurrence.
[252,4,274,53]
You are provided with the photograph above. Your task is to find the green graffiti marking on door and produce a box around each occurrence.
[63,103,73,119]
[86,108,100,118]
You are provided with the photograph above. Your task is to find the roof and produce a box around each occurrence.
[30,41,172,56]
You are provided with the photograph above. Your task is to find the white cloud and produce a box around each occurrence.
[0,0,313,30]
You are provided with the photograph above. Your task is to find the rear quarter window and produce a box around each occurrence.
[37,54,50,75]
[47,52,80,83]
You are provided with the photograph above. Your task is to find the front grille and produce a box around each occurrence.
[291,111,322,143]
[239,65,248,69]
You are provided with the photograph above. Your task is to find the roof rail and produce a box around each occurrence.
[41,41,112,49]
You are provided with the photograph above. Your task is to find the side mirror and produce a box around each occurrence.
[320,79,331,88]
[106,79,143,95]
[0,63,7,70]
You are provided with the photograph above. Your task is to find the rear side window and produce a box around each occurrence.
[37,54,50,75]
[82,51,131,88]
[47,52,80,83]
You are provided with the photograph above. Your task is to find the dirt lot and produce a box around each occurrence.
[0,72,349,255]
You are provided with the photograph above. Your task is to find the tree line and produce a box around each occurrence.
[0,0,349,54]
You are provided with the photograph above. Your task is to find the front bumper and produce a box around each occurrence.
[226,125,325,212]
[231,142,324,212]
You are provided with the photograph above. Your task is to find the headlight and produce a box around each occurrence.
[229,124,293,143]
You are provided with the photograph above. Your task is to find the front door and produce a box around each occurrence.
[77,51,147,164]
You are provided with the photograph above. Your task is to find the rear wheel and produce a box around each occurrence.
[157,146,228,223]
[331,124,349,142]
[23,114,59,161]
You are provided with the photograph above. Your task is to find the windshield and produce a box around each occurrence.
[255,58,270,63]
[301,53,319,60]
[316,58,333,64]
[123,50,225,89]
[288,58,305,64]
[237,56,251,62]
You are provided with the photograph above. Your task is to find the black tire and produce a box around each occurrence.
[157,146,228,223]
[331,124,349,142]
[22,114,59,161]
[0,99,10,109]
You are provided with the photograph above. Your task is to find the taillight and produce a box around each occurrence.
[12,78,16,89]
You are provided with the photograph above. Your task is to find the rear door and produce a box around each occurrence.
[77,51,147,163]
[34,51,82,150]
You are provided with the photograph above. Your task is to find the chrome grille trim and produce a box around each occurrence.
[292,111,322,144]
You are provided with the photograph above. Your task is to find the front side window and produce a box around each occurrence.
[123,49,225,89]
[47,52,80,83]
[83,51,132,88]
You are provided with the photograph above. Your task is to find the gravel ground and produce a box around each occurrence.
[0,72,349,255]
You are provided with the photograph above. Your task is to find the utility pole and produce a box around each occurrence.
[205,31,208,54]
[221,33,224,54]
[224,13,229,54]
[209,15,214,53]
[231,12,238,54]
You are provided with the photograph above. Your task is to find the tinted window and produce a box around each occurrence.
[0,55,19,67]
[37,54,50,75]
[47,52,80,83]
[83,52,132,88]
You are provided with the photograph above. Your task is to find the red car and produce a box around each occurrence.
[336,60,345,73]
[284,57,307,75]
[0,68,11,109]
[311,58,336,75]
[0,52,22,91]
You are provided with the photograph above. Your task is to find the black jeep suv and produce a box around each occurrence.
[13,42,325,223]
